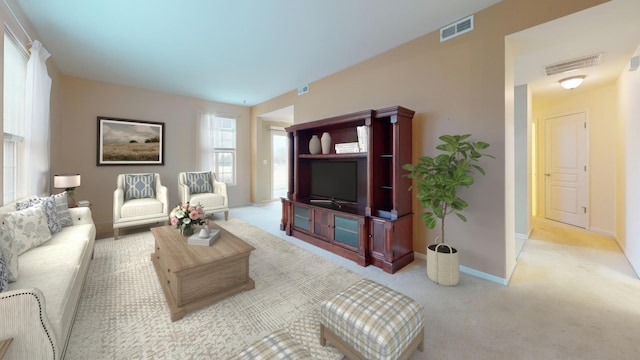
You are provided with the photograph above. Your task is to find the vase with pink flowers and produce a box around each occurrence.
[170,202,205,236]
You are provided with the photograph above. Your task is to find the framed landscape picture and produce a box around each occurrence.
[97,117,165,166]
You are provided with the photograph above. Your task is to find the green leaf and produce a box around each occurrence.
[404,133,493,234]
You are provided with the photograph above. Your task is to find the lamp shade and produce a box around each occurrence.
[54,174,81,189]
[559,75,585,90]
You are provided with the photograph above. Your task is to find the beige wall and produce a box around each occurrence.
[533,84,617,236]
[251,0,607,279]
[617,46,640,275]
[53,77,251,237]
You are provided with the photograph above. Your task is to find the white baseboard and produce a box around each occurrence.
[515,232,528,240]
[588,227,615,239]
[415,251,509,285]
[460,265,508,286]
[613,236,640,279]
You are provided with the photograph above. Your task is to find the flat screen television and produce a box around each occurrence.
[310,160,357,203]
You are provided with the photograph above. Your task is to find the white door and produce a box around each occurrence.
[544,112,588,228]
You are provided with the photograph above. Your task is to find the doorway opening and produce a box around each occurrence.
[271,129,288,199]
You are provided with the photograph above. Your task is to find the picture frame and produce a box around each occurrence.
[97,116,165,166]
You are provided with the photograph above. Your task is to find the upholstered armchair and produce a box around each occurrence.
[178,171,229,220]
[113,173,168,239]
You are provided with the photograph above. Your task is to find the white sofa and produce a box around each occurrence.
[0,200,96,360]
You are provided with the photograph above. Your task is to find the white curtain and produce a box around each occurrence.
[197,113,215,171]
[23,40,52,196]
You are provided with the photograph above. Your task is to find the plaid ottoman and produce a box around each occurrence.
[320,279,425,360]
[230,329,313,360]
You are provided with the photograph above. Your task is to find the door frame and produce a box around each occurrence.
[538,109,590,228]
[270,126,287,200]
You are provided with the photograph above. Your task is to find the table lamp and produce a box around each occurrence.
[54,174,81,207]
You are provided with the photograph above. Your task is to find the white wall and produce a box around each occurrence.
[617,50,640,276]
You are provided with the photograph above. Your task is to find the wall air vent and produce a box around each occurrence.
[544,53,602,76]
[297,84,309,96]
[440,15,474,42]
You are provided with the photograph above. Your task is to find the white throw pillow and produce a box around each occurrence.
[4,203,52,256]
[0,227,18,282]
[51,192,73,227]
[0,249,8,291]
[17,196,62,234]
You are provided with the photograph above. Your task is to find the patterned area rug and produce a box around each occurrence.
[66,219,362,359]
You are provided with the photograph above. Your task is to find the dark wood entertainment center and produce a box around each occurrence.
[280,106,415,273]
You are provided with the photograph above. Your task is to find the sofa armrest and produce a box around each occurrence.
[156,185,169,214]
[113,188,124,222]
[68,207,94,225]
[178,182,190,205]
[212,179,228,206]
[0,288,59,360]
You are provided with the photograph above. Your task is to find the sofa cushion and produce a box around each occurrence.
[124,174,156,200]
[9,260,78,342]
[51,192,73,228]
[0,250,7,292]
[17,196,62,234]
[186,172,213,194]
[4,204,52,256]
[49,223,96,246]
[121,198,164,218]
[190,193,225,208]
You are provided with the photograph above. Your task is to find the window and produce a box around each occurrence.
[199,114,236,185]
[3,30,27,204]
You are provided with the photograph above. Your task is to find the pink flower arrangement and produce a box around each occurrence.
[170,203,205,235]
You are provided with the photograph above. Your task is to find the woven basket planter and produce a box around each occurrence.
[426,243,459,286]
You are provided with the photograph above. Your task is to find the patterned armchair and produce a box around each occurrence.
[113,173,168,239]
[178,171,229,220]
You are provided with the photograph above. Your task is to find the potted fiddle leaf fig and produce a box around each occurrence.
[403,134,493,286]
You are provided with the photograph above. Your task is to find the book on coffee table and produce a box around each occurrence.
[188,229,220,246]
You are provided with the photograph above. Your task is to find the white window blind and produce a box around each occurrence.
[198,114,237,185]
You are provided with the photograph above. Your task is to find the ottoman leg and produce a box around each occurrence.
[320,324,326,346]
[417,327,425,352]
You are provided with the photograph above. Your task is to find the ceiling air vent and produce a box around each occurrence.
[440,15,474,42]
[544,53,602,76]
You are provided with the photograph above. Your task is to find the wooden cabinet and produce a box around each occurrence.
[281,106,414,273]
[368,214,414,273]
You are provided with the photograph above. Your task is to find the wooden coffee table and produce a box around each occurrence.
[150,224,255,321]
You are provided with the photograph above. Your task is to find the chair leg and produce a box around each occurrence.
[224,210,229,221]
[114,228,119,240]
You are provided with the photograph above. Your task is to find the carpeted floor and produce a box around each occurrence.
[65,218,363,359]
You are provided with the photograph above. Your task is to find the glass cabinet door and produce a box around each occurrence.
[293,205,310,231]
[333,215,359,249]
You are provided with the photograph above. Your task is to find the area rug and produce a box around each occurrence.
[65,219,363,359]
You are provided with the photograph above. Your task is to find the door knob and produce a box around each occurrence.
[544,173,551,176]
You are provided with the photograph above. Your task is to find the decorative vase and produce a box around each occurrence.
[309,135,321,154]
[426,242,459,286]
[180,225,195,237]
[321,132,331,154]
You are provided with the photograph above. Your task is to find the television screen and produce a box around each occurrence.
[310,161,357,203]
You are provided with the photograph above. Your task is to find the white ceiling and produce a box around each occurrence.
[13,0,502,106]
[12,0,640,108]
[509,0,640,101]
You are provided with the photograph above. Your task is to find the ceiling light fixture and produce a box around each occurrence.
[559,75,585,90]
